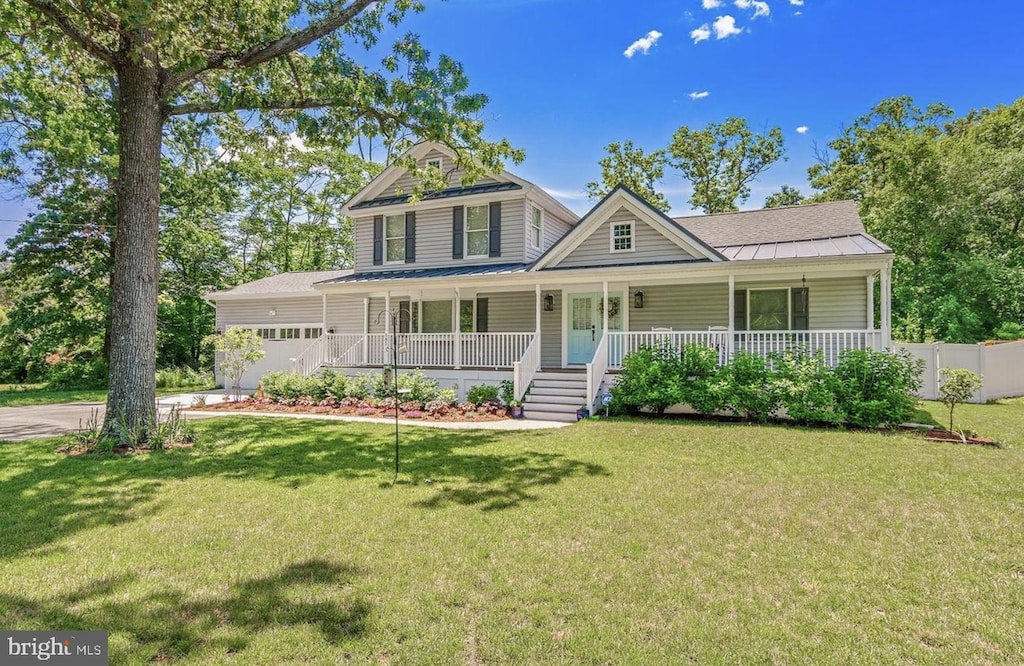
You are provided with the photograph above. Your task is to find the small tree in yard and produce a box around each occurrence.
[938,368,983,434]
[208,329,265,401]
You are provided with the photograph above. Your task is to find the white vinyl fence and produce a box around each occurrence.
[894,340,1024,403]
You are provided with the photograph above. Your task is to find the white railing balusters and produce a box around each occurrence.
[586,333,610,413]
[512,334,541,401]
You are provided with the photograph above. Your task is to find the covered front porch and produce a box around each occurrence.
[301,262,893,405]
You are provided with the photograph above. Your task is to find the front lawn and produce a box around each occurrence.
[1,409,1022,663]
[0,386,215,408]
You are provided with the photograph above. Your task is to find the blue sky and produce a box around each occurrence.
[2,0,1022,233]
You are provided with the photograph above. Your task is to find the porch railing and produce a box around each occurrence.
[512,334,542,401]
[308,332,536,370]
[461,333,534,368]
[604,329,882,370]
[290,336,325,376]
[586,332,610,413]
[731,330,882,366]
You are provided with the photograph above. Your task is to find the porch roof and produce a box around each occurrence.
[348,182,522,210]
[316,262,531,284]
[717,233,891,260]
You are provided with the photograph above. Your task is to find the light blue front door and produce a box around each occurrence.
[567,294,601,364]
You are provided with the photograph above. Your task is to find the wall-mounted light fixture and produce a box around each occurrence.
[327,327,335,334]
[633,290,645,309]
[268,309,277,317]
[543,293,554,312]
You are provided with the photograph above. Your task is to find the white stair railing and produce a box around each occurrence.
[585,332,610,412]
[512,334,541,401]
[290,336,325,376]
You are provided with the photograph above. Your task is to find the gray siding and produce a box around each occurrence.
[354,198,526,272]
[527,204,573,262]
[555,206,696,269]
[478,291,536,333]
[215,296,323,329]
[325,295,365,334]
[540,291,563,367]
[628,284,730,331]
[387,148,498,196]
[739,277,867,329]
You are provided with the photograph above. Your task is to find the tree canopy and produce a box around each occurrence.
[585,141,670,212]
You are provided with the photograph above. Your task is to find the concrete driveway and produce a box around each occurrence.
[0,393,231,442]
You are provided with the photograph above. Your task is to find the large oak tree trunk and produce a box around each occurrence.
[103,61,162,439]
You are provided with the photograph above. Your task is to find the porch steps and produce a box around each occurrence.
[524,371,589,423]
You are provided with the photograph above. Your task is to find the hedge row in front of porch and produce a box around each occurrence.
[609,342,925,428]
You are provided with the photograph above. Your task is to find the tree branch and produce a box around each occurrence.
[165,0,377,91]
[165,98,339,116]
[22,0,117,66]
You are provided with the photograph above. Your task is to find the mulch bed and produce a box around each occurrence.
[193,399,511,423]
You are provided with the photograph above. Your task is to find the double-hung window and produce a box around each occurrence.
[528,205,543,249]
[384,214,406,263]
[748,289,790,330]
[611,222,634,252]
[420,300,453,333]
[466,205,490,257]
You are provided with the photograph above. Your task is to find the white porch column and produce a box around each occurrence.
[384,292,391,335]
[535,284,542,335]
[321,293,327,331]
[866,274,875,331]
[454,287,462,369]
[362,297,369,365]
[602,281,609,335]
[727,274,735,361]
[881,262,892,349]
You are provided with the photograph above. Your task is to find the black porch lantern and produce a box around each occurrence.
[633,290,645,309]
[543,293,554,312]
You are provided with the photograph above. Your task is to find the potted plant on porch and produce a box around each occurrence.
[499,380,524,418]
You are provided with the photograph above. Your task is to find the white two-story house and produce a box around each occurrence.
[209,141,894,421]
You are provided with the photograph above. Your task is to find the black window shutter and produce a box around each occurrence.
[792,287,809,330]
[488,201,502,257]
[372,215,383,265]
[734,290,747,331]
[452,206,464,259]
[404,211,416,263]
[476,298,489,333]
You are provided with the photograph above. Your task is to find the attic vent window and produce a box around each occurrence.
[611,222,634,253]
[426,157,442,170]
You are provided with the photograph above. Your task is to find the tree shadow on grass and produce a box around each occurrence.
[0,418,607,557]
[0,559,367,661]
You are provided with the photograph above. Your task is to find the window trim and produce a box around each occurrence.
[420,299,454,334]
[384,213,406,265]
[528,204,543,250]
[610,221,635,253]
[459,299,476,333]
[747,287,791,331]
[464,204,490,259]
[426,157,443,171]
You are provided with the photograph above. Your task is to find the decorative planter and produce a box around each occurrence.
[576,408,590,421]
[510,405,524,419]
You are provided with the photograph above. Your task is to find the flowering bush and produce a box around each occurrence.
[424,399,450,415]
[403,410,424,419]
[399,400,421,412]
[318,396,338,407]
[355,406,377,416]
[339,396,361,409]
[378,396,397,410]
[456,401,476,414]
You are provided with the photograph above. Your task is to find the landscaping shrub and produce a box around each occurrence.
[47,357,108,390]
[772,350,846,425]
[437,388,457,404]
[716,351,783,422]
[396,369,440,403]
[832,348,923,428]
[675,343,723,416]
[155,366,215,389]
[609,340,686,414]
[466,384,500,405]
[499,379,516,405]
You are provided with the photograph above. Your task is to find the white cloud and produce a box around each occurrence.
[793,10,802,15]
[623,30,663,58]
[789,0,804,5]
[702,0,723,8]
[713,15,743,39]
[735,0,770,18]
[796,126,809,134]
[690,23,711,43]
[542,186,588,201]
[689,91,710,100]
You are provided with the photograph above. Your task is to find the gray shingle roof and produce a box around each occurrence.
[675,200,868,247]
[208,270,353,298]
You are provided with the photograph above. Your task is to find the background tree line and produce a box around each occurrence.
[588,97,1024,344]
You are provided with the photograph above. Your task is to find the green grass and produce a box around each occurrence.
[0,385,215,408]
[1,407,1023,664]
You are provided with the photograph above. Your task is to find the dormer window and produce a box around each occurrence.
[426,157,442,171]
[385,214,406,263]
[528,204,543,249]
[611,221,634,253]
